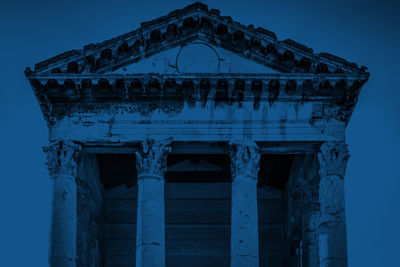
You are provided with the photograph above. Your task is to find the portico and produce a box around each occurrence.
[42,138,351,267]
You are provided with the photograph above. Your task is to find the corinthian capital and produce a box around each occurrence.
[135,139,172,179]
[230,140,260,181]
[43,140,82,177]
[317,141,350,178]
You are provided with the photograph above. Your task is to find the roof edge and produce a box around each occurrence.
[27,2,369,76]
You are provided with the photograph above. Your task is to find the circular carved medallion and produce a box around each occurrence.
[176,42,220,73]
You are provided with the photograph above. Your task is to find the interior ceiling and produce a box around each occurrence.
[97,154,294,190]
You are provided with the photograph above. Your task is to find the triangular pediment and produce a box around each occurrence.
[27,2,368,76]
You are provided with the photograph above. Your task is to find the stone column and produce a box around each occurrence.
[317,141,349,267]
[294,156,320,267]
[302,188,320,267]
[44,141,81,267]
[135,139,171,267]
[230,141,260,267]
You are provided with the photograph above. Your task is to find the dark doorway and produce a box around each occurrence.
[165,154,231,267]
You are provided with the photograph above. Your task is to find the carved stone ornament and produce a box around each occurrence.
[135,138,172,179]
[317,141,350,178]
[229,140,260,181]
[43,140,82,177]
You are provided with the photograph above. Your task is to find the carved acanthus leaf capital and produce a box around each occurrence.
[230,140,260,181]
[135,138,172,179]
[43,141,82,177]
[317,141,350,178]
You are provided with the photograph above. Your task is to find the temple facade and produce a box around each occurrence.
[25,3,369,267]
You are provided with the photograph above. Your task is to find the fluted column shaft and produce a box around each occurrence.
[135,139,171,267]
[44,141,81,267]
[230,141,260,267]
[317,141,349,267]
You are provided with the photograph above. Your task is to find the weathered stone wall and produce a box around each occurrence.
[283,154,319,267]
[76,154,104,267]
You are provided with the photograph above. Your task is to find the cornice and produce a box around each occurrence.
[26,73,367,105]
[26,72,367,126]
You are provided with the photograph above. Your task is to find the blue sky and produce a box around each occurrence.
[1,0,399,266]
